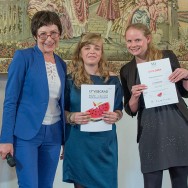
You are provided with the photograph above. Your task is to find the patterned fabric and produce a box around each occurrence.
[97,0,120,20]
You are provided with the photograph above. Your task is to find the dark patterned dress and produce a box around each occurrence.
[137,74,188,173]
[120,50,188,173]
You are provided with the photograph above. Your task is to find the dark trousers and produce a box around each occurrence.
[14,121,63,188]
[143,166,188,188]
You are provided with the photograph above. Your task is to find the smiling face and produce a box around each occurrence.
[125,28,151,59]
[80,41,103,67]
[36,24,60,55]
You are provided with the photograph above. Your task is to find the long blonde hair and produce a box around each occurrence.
[70,33,110,88]
[125,23,163,61]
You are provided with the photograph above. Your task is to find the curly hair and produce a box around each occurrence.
[125,23,163,61]
[70,33,110,88]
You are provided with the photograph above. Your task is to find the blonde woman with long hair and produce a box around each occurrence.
[62,33,123,188]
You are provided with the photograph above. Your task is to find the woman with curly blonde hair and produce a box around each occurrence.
[62,32,123,188]
[70,33,110,87]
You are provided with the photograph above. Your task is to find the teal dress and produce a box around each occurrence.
[63,74,123,188]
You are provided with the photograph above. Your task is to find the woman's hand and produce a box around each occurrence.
[129,84,147,113]
[102,111,122,124]
[0,143,13,160]
[131,84,147,99]
[71,112,91,125]
[169,68,188,82]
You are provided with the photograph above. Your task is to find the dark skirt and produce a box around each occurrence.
[139,104,188,173]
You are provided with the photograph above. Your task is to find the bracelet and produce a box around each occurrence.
[115,111,123,122]
[116,116,120,122]
[66,112,71,123]
[66,112,76,125]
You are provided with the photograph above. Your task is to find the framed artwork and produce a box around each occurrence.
[0,0,188,73]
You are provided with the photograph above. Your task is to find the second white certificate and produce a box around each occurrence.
[137,58,178,108]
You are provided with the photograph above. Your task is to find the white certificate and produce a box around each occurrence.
[81,85,115,132]
[137,58,178,108]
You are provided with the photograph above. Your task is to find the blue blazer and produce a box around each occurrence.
[0,45,66,143]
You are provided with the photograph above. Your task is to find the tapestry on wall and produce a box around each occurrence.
[0,0,188,73]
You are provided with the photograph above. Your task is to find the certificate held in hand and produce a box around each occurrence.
[137,58,179,108]
[81,85,115,132]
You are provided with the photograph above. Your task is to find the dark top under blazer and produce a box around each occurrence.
[120,50,188,142]
[0,45,67,144]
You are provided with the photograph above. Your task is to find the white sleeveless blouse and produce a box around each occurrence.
[42,61,61,125]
